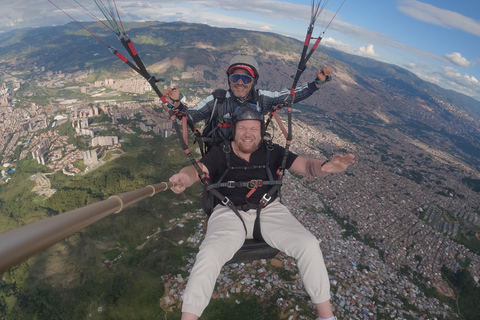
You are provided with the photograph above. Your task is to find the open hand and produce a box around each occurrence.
[321,154,355,174]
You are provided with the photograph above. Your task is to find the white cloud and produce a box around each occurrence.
[414,67,480,101]
[181,0,310,21]
[357,44,377,57]
[442,66,479,86]
[0,1,284,35]
[0,1,65,32]
[0,0,340,34]
[397,0,480,37]
[439,66,480,98]
[444,52,473,68]
[323,38,379,59]
[321,37,356,54]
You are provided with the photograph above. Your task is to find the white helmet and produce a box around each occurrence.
[227,55,259,80]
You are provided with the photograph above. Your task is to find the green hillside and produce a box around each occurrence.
[0,133,206,319]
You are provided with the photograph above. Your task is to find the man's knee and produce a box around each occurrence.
[295,235,322,258]
[198,237,243,265]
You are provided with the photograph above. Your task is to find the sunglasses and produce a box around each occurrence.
[229,74,254,85]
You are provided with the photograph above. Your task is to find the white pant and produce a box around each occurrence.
[182,199,331,316]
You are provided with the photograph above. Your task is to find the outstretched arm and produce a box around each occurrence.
[289,153,355,178]
[169,163,209,194]
[258,66,334,110]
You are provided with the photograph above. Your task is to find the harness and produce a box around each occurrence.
[205,141,283,241]
[195,89,228,156]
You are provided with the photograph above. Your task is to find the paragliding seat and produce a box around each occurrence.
[227,239,279,264]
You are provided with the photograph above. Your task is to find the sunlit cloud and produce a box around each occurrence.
[0,0,341,33]
[397,0,480,37]
[442,66,479,87]
[357,44,377,57]
[444,52,474,68]
[175,0,311,21]
[323,38,379,59]
[439,66,480,98]
[321,37,355,54]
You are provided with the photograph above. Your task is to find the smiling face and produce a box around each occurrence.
[229,68,254,99]
[234,119,262,154]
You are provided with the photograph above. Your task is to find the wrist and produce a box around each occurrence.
[171,93,184,103]
[319,159,330,174]
[167,101,182,109]
[315,74,332,85]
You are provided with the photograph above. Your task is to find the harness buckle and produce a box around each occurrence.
[226,181,235,188]
[221,196,233,207]
[260,194,272,206]
[247,179,263,189]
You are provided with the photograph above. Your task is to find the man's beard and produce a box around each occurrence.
[237,140,258,154]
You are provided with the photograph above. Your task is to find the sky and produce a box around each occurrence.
[1,0,480,102]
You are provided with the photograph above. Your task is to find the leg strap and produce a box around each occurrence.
[253,206,264,242]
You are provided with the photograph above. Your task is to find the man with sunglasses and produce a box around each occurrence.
[162,55,332,145]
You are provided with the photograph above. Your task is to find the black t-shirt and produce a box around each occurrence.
[201,142,298,206]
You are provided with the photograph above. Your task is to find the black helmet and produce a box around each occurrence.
[227,55,259,80]
[231,104,265,138]
[232,104,263,125]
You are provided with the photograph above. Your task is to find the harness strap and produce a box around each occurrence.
[208,188,270,242]
[195,136,224,145]
[209,188,247,235]
[229,165,266,170]
[254,206,264,241]
[216,143,231,184]
[265,144,274,182]
[206,179,282,191]
[195,136,225,157]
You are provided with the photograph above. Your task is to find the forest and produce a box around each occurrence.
[0,133,212,319]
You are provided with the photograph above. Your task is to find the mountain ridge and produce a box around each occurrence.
[1,21,478,118]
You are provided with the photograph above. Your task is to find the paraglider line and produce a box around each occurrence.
[48,0,110,47]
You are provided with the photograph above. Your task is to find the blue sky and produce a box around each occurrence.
[1,0,479,101]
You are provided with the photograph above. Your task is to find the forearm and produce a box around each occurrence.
[305,159,330,179]
[171,98,213,124]
[294,82,320,102]
[290,154,354,178]
[189,95,215,123]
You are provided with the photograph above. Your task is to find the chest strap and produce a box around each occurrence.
[206,179,282,191]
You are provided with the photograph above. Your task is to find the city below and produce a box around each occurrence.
[1,42,480,319]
